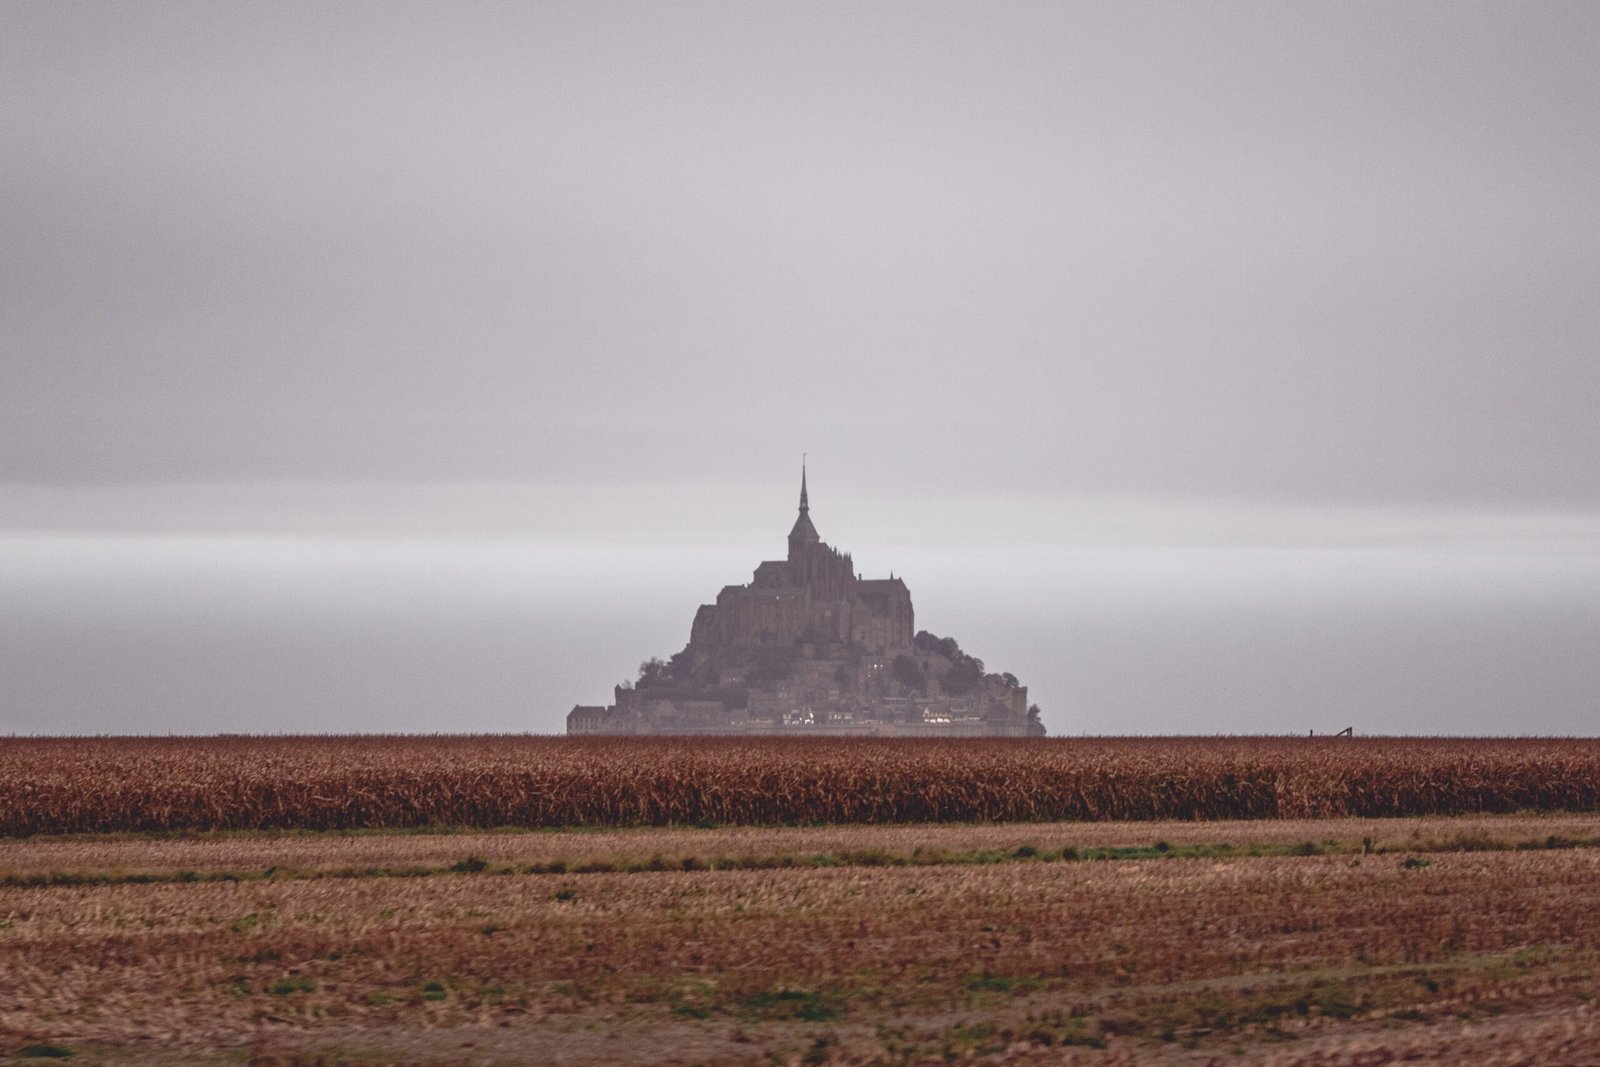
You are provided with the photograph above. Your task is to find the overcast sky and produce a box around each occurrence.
[3,2,1598,735]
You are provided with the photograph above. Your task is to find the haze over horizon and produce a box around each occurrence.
[3,3,1598,736]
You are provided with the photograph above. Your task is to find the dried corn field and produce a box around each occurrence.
[5,735,1600,835]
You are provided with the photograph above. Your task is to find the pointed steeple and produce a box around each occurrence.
[787,458,819,560]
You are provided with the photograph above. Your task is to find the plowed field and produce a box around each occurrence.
[4,813,1600,1065]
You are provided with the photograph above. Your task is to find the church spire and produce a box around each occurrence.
[787,457,819,560]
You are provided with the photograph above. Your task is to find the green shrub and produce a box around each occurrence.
[268,977,315,995]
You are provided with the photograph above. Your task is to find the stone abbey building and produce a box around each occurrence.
[567,470,1042,736]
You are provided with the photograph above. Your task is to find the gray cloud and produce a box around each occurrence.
[5,3,1597,503]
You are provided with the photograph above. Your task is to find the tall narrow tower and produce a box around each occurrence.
[787,461,819,563]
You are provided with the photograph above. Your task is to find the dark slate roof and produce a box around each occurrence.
[788,510,819,542]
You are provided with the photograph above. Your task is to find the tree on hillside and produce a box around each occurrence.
[637,657,671,688]
[1027,703,1046,736]
[914,631,960,660]
[941,654,984,696]
[891,654,925,694]
[667,649,696,684]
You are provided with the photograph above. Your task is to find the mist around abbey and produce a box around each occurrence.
[568,469,1043,737]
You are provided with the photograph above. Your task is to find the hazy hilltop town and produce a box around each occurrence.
[569,470,1044,737]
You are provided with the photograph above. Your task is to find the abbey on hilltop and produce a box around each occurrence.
[566,468,1044,737]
